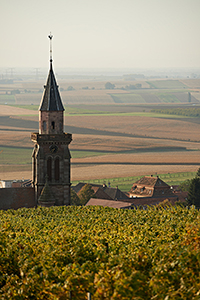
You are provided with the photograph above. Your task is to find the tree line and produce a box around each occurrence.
[180,168,200,208]
[151,107,200,118]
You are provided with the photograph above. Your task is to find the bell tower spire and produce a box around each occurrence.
[31,34,72,207]
[48,32,53,69]
[39,33,64,134]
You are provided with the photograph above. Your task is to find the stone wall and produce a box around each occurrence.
[0,187,36,210]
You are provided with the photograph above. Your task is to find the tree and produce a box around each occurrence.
[78,184,96,205]
[71,188,81,206]
[179,179,191,192]
[125,84,136,90]
[187,168,200,207]
[135,83,142,88]
[67,86,75,91]
[11,89,20,95]
[105,82,115,90]
[196,168,200,177]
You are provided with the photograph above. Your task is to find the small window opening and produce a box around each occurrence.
[43,121,46,131]
[51,121,55,130]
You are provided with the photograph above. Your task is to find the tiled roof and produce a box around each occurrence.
[103,187,129,200]
[133,176,169,188]
[86,198,133,209]
[129,196,177,207]
[72,182,87,194]
[173,191,188,202]
[72,183,129,200]
[129,176,174,197]
[92,187,113,200]
[39,64,64,112]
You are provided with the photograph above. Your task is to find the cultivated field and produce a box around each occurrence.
[1,78,200,182]
[1,77,200,105]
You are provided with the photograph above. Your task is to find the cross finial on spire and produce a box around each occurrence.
[48,32,53,68]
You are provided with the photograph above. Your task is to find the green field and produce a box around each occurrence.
[156,92,180,103]
[0,206,199,299]
[0,94,15,104]
[4,103,193,118]
[147,80,187,89]
[109,91,195,104]
[0,147,32,165]
[10,105,109,115]
[65,112,189,117]
[0,147,111,164]
[110,93,145,104]
[72,171,197,191]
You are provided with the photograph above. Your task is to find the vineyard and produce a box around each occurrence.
[0,206,200,299]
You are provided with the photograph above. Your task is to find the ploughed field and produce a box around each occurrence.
[0,77,200,181]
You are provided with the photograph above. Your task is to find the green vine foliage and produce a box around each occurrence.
[0,205,200,299]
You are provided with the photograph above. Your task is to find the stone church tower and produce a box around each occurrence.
[31,34,72,206]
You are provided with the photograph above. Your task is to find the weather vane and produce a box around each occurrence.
[48,32,53,64]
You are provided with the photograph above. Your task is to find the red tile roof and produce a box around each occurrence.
[128,196,178,207]
[131,176,169,188]
[129,176,175,198]
[86,198,133,209]
[92,187,113,200]
[73,182,129,200]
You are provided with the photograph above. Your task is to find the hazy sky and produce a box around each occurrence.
[1,0,200,69]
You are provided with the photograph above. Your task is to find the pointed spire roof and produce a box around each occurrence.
[38,176,55,207]
[39,33,64,112]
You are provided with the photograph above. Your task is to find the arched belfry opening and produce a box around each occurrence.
[47,157,52,181]
[51,121,55,130]
[55,157,60,181]
[31,33,72,206]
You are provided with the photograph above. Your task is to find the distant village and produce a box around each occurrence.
[0,173,187,210]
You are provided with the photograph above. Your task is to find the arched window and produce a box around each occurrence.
[43,121,46,131]
[51,121,55,130]
[33,156,36,183]
[47,157,52,181]
[55,157,60,181]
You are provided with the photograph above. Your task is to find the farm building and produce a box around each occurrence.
[129,175,177,200]
[72,182,129,201]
